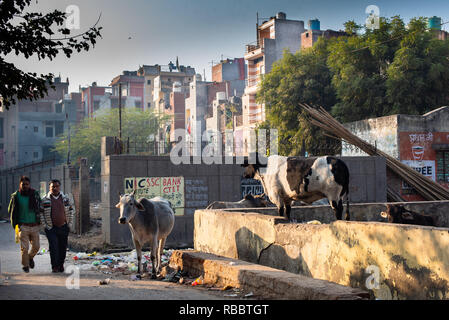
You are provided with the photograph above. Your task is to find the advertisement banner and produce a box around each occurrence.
[124,177,184,215]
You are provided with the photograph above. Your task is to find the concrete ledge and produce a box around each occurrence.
[222,200,449,228]
[169,250,370,300]
[194,209,449,299]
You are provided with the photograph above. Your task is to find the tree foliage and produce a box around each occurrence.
[0,0,102,109]
[257,15,449,155]
[52,108,168,174]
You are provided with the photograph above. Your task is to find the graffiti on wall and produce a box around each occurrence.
[124,177,184,215]
[241,178,264,198]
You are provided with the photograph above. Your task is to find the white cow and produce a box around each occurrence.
[116,192,175,278]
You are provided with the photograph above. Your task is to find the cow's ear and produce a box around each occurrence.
[130,190,136,197]
[135,200,145,211]
[115,202,121,209]
[244,194,254,200]
[380,211,388,219]
[401,212,414,220]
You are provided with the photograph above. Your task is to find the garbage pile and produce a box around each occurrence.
[70,249,174,275]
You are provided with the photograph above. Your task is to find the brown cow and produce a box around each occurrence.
[380,204,435,226]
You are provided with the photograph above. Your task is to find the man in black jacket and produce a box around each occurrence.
[8,176,41,273]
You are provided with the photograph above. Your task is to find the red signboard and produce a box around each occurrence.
[399,132,449,200]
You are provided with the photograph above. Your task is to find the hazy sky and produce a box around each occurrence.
[7,0,449,93]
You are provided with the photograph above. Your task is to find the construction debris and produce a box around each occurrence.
[300,104,449,201]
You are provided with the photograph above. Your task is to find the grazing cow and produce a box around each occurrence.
[116,191,175,278]
[206,193,268,209]
[242,154,350,221]
[380,204,435,226]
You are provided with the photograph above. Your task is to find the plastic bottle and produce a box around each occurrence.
[191,276,204,286]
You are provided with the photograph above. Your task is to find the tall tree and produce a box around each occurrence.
[386,17,449,114]
[0,0,102,109]
[53,108,168,174]
[257,46,337,156]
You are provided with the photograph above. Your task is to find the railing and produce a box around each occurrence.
[0,156,58,175]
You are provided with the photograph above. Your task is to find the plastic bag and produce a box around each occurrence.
[14,225,20,244]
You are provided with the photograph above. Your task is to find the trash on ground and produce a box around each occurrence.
[307,220,322,225]
[191,276,204,286]
[224,293,238,297]
[245,292,254,297]
[68,249,176,276]
[222,285,233,291]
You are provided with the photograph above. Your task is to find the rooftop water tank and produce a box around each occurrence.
[308,19,320,31]
[428,16,442,30]
[276,12,286,20]
[195,74,202,82]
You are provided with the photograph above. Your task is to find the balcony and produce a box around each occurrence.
[245,41,263,60]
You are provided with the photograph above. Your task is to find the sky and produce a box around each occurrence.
[7,0,449,93]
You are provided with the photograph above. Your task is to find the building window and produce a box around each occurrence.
[55,103,63,113]
[135,100,141,108]
[55,121,64,136]
[34,126,38,132]
[147,102,151,108]
[33,152,38,159]
[436,151,449,183]
[46,127,53,137]
[147,79,151,85]
[93,100,100,112]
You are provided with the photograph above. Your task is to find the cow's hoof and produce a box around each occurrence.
[151,273,157,279]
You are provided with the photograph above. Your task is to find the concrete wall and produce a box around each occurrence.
[0,164,74,219]
[342,115,399,158]
[101,153,243,247]
[194,206,449,300]
[101,136,388,248]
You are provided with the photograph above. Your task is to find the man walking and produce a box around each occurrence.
[40,179,74,273]
[8,176,41,273]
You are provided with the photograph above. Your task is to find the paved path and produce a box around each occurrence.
[0,222,234,300]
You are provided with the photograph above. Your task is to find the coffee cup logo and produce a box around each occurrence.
[412,145,424,161]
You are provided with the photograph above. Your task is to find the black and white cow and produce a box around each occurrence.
[242,154,350,221]
[116,191,175,278]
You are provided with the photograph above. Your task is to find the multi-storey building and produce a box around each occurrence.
[0,77,79,168]
[138,64,196,113]
[110,71,145,110]
[240,12,305,155]
[80,82,111,118]
[211,58,246,97]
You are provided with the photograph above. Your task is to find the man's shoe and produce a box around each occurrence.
[29,258,35,269]
[23,266,30,273]
[58,265,64,273]
[52,267,59,273]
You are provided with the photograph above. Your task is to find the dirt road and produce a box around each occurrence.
[0,222,237,300]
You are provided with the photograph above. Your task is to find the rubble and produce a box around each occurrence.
[68,249,176,275]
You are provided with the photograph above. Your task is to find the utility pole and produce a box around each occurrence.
[119,82,122,142]
[66,113,71,165]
